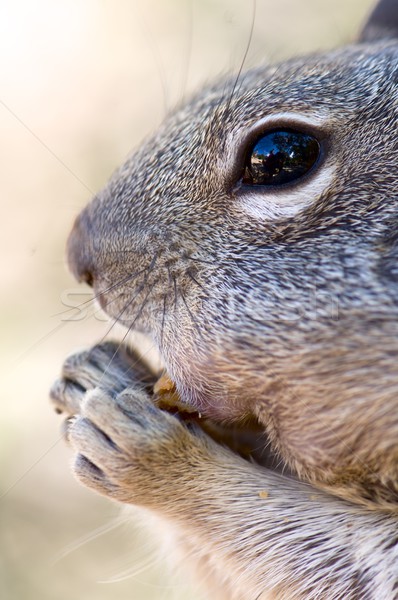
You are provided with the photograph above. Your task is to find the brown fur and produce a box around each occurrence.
[51,2,398,598]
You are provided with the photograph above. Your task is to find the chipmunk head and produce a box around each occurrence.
[67,0,398,506]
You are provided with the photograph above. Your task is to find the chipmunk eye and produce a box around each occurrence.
[242,129,320,186]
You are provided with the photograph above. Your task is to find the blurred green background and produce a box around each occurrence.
[0,0,374,598]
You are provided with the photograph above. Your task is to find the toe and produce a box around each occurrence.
[50,378,85,415]
[68,415,122,473]
[73,454,117,497]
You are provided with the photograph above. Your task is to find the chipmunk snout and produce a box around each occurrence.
[67,211,95,287]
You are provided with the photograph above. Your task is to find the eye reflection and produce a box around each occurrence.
[242,129,320,186]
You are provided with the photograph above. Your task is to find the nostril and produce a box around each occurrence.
[67,212,96,286]
[81,269,94,287]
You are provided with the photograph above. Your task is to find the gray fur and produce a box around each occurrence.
[53,2,398,598]
[361,0,398,41]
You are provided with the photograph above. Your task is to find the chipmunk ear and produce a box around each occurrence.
[360,0,398,42]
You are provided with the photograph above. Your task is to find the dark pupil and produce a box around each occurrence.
[242,129,320,186]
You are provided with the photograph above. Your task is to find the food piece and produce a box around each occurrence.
[153,373,200,418]
[153,373,176,396]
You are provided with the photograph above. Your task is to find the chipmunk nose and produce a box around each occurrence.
[67,212,95,287]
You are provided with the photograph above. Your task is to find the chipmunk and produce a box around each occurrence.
[51,1,398,597]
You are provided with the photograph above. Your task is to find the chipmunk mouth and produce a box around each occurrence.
[92,274,256,424]
[85,290,281,471]
[152,367,280,469]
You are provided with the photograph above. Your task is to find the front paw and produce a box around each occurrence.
[50,341,156,416]
[68,386,208,506]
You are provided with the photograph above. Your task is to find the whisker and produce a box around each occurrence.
[179,0,194,104]
[186,269,206,292]
[90,286,139,348]
[97,277,159,386]
[96,316,139,388]
[171,273,178,311]
[133,4,170,116]
[89,255,159,348]
[98,552,163,584]
[0,435,63,500]
[0,98,94,195]
[52,516,129,564]
[88,284,142,345]
[128,278,159,330]
[179,286,204,340]
[9,321,69,371]
[184,255,215,266]
[223,0,257,120]
[160,293,167,353]
[52,266,150,320]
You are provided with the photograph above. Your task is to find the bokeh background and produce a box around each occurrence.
[1,0,374,598]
